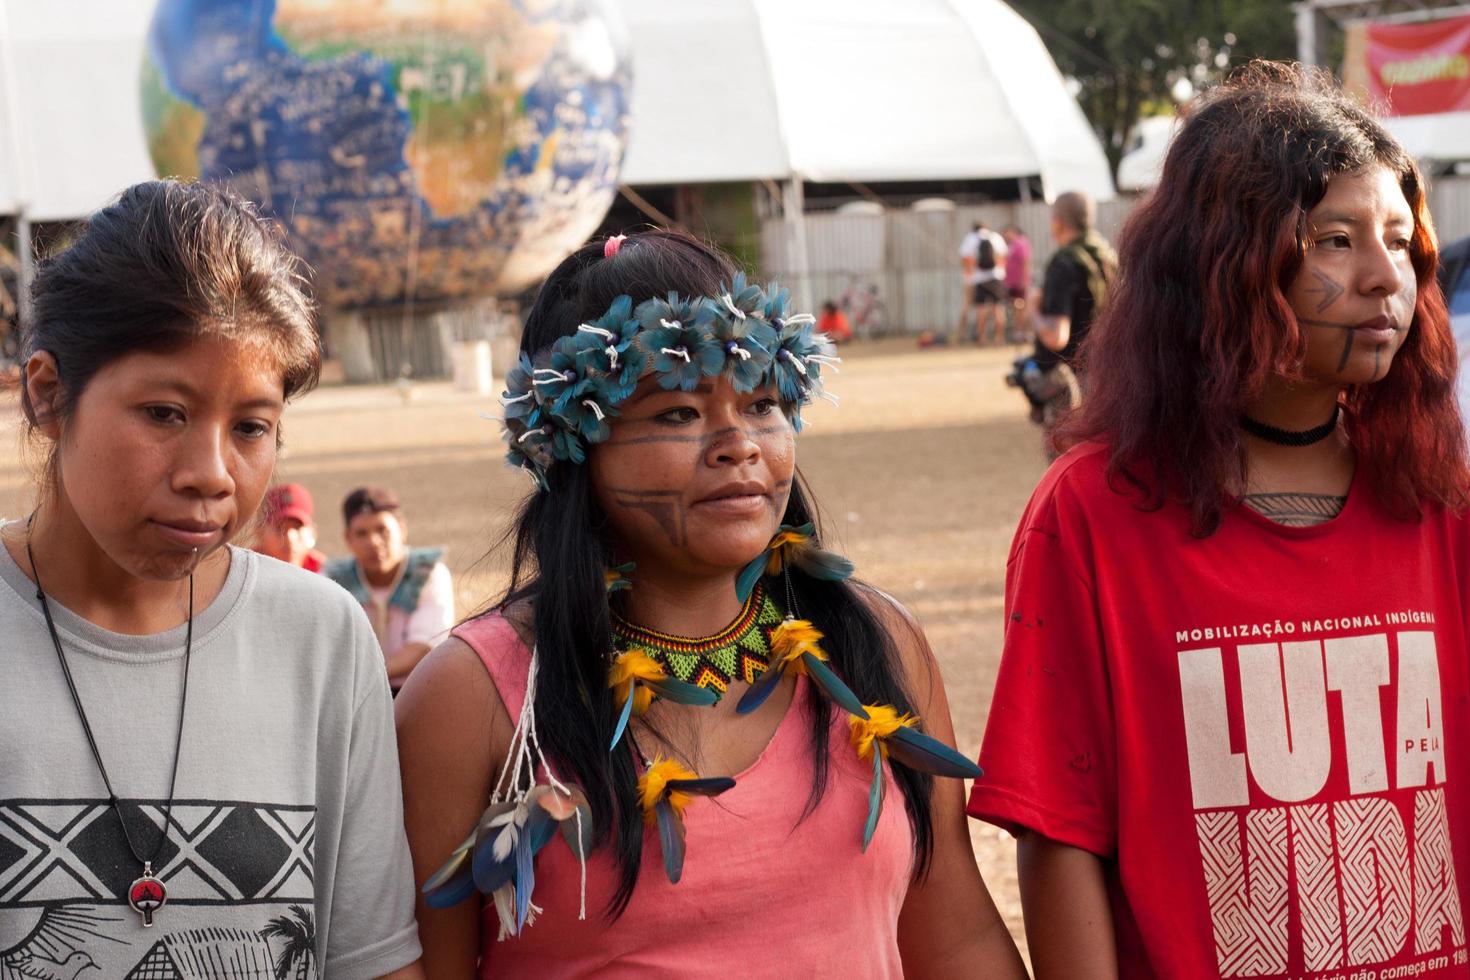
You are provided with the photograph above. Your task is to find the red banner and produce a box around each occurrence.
[1363,13,1470,116]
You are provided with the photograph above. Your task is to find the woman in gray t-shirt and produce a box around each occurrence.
[0,180,422,980]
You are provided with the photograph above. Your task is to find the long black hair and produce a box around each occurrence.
[493,229,934,916]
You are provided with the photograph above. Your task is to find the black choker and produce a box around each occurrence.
[1241,405,1340,447]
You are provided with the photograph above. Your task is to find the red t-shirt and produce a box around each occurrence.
[819,309,852,343]
[969,446,1470,979]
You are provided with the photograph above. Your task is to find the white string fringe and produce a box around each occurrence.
[780,350,809,376]
[488,647,589,926]
[532,369,575,386]
[660,347,692,363]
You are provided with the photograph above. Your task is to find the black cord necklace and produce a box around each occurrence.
[26,533,193,928]
[1241,405,1341,447]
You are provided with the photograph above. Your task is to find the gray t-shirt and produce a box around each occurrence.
[0,543,421,979]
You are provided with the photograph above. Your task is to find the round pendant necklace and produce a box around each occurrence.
[1241,405,1341,447]
[26,535,193,929]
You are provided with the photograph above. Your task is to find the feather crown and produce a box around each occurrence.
[500,275,834,486]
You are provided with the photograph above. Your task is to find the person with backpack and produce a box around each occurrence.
[1014,192,1116,447]
[956,222,1008,345]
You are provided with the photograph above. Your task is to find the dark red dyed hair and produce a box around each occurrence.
[1059,61,1468,534]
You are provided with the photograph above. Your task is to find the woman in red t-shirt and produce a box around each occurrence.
[969,64,1470,978]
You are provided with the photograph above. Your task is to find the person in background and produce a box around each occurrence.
[968,221,1009,345]
[818,299,853,343]
[253,482,327,571]
[1001,224,1031,341]
[1020,191,1116,443]
[327,486,453,692]
[956,223,982,344]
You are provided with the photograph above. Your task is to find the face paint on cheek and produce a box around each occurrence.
[613,433,704,446]
[700,427,740,450]
[606,487,688,547]
[1336,330,1355,374]
[1306,268,1346,314]
[770,477,793,514]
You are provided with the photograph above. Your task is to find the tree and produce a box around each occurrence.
[263,905,316,980]
[1010,0,1296,178]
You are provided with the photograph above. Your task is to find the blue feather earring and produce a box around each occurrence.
[736,523,854,603]
[850,705,982,851]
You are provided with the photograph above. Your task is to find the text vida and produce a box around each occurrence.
[1177,631,1463,977]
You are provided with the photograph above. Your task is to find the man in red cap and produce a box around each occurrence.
[253,483,328,573]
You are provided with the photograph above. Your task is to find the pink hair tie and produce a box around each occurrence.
[604,234,627,258]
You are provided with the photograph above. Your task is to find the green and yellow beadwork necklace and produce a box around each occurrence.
[610,582,784,696]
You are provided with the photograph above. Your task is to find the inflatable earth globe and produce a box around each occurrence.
[141,0,630,309]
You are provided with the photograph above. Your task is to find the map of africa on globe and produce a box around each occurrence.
[141,0,631,309]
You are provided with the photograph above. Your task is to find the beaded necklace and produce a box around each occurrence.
[610,582,783,697]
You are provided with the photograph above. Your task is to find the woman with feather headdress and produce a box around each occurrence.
[395,230,1025,978]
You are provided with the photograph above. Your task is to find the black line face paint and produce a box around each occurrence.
[1296,316,1410,379]
[1296,269,1359,375]
[1306,268,1345,314]
[609,422,791,449]
[1335,329,1355,373]
[606,488,688,546]
[700,426,740,451]
[614,433,704,446]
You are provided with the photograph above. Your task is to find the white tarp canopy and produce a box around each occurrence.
[0,0,1113,222]
[0,0,158,221]
[1382,112,1470,164]
[618,0,1115,200]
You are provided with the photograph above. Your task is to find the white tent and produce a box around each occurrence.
[0,0,1112,224]
[617,0,1114,200]
[0,0,158,222]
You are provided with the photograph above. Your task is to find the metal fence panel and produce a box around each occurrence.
[1432,175,1470,247]
[761,178,1470,334]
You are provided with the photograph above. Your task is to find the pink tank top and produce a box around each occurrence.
[455,613,913,979]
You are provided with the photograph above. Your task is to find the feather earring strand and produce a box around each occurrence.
[636,757,736,884]
[735,618,869,719]
[604,561,636,594]
[850,704,982,851]
[607,648,718,751]
[736,522,854,603]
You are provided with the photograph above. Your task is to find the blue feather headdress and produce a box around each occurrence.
[501,273,838,487]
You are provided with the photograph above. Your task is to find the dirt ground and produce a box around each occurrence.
[0,339,1047,961]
